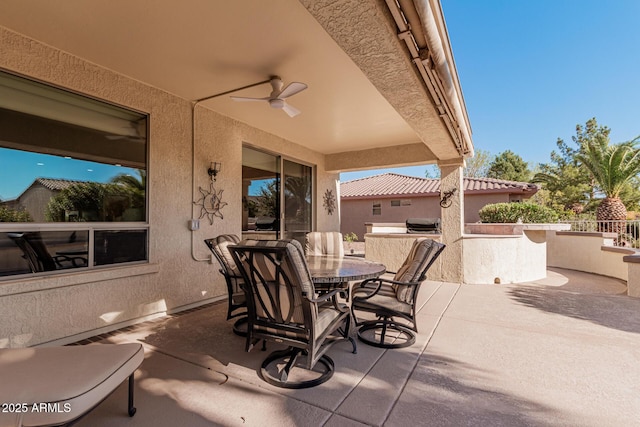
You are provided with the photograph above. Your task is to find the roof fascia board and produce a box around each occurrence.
[324,142,436,173]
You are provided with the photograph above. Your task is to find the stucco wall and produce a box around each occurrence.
[0,26,339,347]
[547,232,630,281]
[341,192,512,240]
[462,230,547,285]
[624,257,640,297]
[341,197,438,240]
[17,185,54,223]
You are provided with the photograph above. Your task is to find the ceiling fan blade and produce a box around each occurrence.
[281,103,301,117]
[278,82,307,99]
[230,96,269,102]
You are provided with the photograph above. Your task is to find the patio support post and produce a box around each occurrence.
[438,159,465,282]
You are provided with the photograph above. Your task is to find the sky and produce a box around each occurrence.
[0,148,139,200]
[341,0,640,183]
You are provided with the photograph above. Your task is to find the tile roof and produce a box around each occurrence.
[340,173,539,198]
[34,178,89,191]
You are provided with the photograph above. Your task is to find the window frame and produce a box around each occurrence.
[372,201,382,216]
[241,144,316,241]
[0,69,150,280]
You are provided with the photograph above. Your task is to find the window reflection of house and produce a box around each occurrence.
[3,178,87,222]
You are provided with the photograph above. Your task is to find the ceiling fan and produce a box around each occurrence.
[231,76,307,117]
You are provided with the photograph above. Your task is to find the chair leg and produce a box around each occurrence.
[260,347,334,389]
[127,373,137,417]
[232,316,249,337]
[346,313,357,354]
[357,318,416,349]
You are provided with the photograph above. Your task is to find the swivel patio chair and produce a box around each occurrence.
[351,238,445,349]
[229,239,356,389]
[204,235,248,336]
[305,231,344,258]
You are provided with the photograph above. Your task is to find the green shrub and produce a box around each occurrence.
[0,206,32,222]
[478,202,559,223]
[343,232,358,242]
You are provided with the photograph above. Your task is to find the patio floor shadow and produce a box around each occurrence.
[75,269,640,426]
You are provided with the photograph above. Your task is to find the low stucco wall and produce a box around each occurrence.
[364,233,443,280]
[547,232,630,281]
[462,230,547,285]
[365,225,564,285]
[624,255,640,297]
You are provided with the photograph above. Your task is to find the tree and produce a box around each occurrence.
[111,170,146,209]
[487,150,531,182]
[0,206,32,222]
[424,165,440,179]
[464,149,493,178]
[533,118,609,212]
[576,135,640,223]
[45,182,140,222]
[255,180,279,218]
[424,149,493,179]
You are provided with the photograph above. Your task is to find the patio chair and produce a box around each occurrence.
[204,235,248,336]
[0,343,144,427]
[7,232,87,273]
[351,238,445,348]
[229,239,356,389]
[305,231,344,258]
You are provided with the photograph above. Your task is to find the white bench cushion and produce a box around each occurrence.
[0,343,143,427]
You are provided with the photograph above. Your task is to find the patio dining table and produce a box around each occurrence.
[306,255,386,293]
[306,255,386,342]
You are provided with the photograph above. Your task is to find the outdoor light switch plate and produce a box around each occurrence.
[189,219,200,231]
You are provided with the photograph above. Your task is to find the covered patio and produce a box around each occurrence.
[67,268,639,426]
[0,0,472,348]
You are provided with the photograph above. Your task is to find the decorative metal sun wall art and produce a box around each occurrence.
[194,179,228,224]
[323,189,336,215]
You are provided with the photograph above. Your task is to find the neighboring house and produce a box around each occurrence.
[341,173,539,239]
[2,178,86,222]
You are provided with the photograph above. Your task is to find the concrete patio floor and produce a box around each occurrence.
[77,268,640,426]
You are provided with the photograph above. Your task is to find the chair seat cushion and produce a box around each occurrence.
[352,282,397,299]
[352,293,412,315]
[0,343,144,427]
[315,306,341,337]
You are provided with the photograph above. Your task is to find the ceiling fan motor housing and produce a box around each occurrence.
[269,98,285,109]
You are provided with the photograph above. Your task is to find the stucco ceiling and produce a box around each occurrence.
[0,0,458,166]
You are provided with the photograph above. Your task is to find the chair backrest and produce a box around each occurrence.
[305,232,344,258]
[393,238,445,303]
[7,232,57,272]
[230,239,317,341]
[204,234,242,278]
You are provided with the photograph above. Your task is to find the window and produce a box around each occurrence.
[241,146,313,245]
[0,70,148,278]
[373,201,381,215]
[391,199,412,207]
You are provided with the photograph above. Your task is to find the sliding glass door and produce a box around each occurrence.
[241,146,313,244]
[282,159,312,242]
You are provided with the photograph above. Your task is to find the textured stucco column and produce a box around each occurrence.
[439,159,465,282]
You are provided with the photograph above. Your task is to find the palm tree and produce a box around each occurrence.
[111,170,146,192]
[576,135,640,228]
[111,170,146,208]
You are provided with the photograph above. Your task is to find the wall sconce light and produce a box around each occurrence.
[207,162,221,181]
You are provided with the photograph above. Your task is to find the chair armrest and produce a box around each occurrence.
[306,288,342,303]
[354,277,421,301]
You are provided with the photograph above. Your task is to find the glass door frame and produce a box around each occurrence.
[241,144,316,240]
